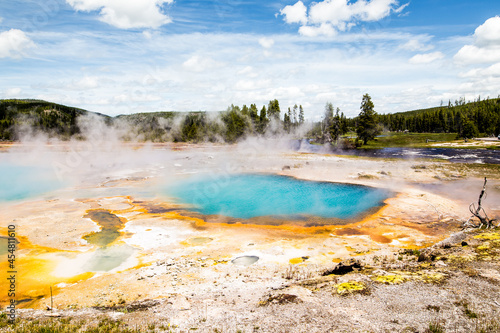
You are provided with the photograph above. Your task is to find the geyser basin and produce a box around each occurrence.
[165,174,391,220]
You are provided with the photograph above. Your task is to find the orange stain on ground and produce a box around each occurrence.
[0,254,94,308]
[0,190,435,308]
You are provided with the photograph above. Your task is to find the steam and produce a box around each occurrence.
[1,111,498,224]
[2,111,314,197]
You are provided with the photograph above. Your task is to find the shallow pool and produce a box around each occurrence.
[165,174,391,220]
[0,161,64,202]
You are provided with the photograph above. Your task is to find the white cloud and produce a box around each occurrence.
[299,23,337,37]
[235,79,272,91]
[72,76,100,90]
[258,37,275,49]
[4,29,493,118]
[409,52,444,64]
[452,18,500,99]
[399,39,433,52]
[0,29,35,58]
[280,1,308,25]
[460,63,500,79]
[394,2,409,14]
[454,16,500,64]
[182,55,222,73]
[6,88,22,96]
[32,75,105,91]
[455,45,500,64]
[237,66,258,78]
[65,0,173,29]
[474,16,500,47]
[281,0,406,37]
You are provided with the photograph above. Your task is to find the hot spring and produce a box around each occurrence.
[164,174,391,221]
[0,161,64,202]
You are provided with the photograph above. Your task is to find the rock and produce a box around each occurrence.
[418,251,439,262]
[125,299,160,311]
[107,312,124,320]
[435,260,447,267]
[171,295,191,311]
[259,293,302,306]
[322,260,362,276]
[372,269,389,275]
[282,165,291,171]
[432,231,467,249]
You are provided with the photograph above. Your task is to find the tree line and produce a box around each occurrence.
[314,95,500,145]
[1,95,498,143]
[378,97,500,139]
[118,100,306,143]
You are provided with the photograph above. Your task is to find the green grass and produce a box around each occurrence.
[0,314,152,333]
[429,163,500,180]
[360,132,458,149]
[426,320,446,333]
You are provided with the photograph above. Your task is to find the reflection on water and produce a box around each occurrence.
[53,244,136,277]
[232,256,259,267]
[81,245,135,272]
[293,140,500,164]
[186,237,213,245]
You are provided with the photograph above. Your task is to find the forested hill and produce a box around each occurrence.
[1,97,499,142]
[377,97,500,137]
[0,99,109,140]
[114,111,223,142]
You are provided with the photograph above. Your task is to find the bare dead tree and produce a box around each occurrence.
[463,177,497,229]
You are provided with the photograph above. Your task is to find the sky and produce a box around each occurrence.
[1,0,500,119]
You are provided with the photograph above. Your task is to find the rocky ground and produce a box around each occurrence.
[2,229,500,332]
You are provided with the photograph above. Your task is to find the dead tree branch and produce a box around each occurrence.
[463,177,497,229]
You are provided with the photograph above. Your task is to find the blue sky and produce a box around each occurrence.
[1,0,500,119]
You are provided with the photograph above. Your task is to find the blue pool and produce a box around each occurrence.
[0,161,64,202]
[165,174,391,219]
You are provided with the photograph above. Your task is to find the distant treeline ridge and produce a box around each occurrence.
[1,96,499,143]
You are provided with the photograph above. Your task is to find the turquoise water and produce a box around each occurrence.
[165,174,390,219]
[0,161,64,202]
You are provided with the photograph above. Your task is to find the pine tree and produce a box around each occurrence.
[258,106,268,134]
[292,104,298,125]
[241,105,249,116]
[356,94,380,145]
[330,107,341,142]
[298,105,304,124]
[249,104,259,130]
[284,112,291,133]
[267,99,281,121]
[323,103,334,142]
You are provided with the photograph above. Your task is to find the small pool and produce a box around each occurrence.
[0,161,64,202]
[164,174,390,220]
